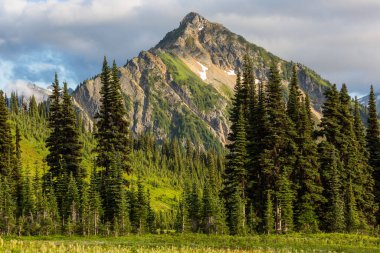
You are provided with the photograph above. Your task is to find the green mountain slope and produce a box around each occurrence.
[12,111,218,214]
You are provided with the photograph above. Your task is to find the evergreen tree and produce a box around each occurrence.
[242,54,255,118]
[45,76,85,226]
[202,183,214,234]
[15,124,23,216]
[10,92,19,114]
[229,186,245,235]
[319,84,342,146]
[102,154,127,226]
[260,64,297,233]
[287,65,302,125]
[61,82,83,180]
[227,71,243,143]
[55,170,68,224]
[187,182,201,233]
[29,95,38,118]
[114,164,129,235]
[129,186,139,233]
[95,58,131,226]
[202,152,227,234]
[129,178,147,234]
[15,124,22,168]
[88,166,102,235]
[338,84,358,187]
[223,106,248,235]
[249,81,269,229]
[0,91,15,177]
[0,176,17,234]
[264,191,274,234]
[366,85,380,222]
[33,165,44,235]
[110,60,131,171]
[146,190,156,234]
[21,168,35,218]
[318,142,345,232]
[346,178,359,231]
[45,73,63,181]
[287,67,324,232]
[244,56,259,225]
[95,58,130,172]
[44,183,61,235]
[95,57,113,169]
[353,98,377,226]
[64,173,80,235]
[80,183,90,235]
[317,84,347,231]
[295,96,325,232]
[174,197,188,233]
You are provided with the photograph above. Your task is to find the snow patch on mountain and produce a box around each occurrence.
[197,61,208,81]
[225,69,235,76]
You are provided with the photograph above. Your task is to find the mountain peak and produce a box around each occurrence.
[180,12,207,26]
[155,12,218,51]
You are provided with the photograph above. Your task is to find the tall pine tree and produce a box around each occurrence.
[61,82,83,180]
[0,91,15,177]
[366,85,380,222]
[353,98,377,226]
[260,64,297,233]
[45,73,63,181]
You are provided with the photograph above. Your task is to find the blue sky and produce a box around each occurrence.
[0,0,380,97]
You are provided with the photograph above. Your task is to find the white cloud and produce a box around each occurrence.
[0,0,28,15]
[27,62,56,73]
[209,2,380,93]
[0,0,379,94]
[0,50,77,91]
[0,0,143,24]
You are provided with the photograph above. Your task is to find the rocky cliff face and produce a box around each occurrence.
[72,12,332,149]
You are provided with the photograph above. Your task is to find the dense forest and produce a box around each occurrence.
[0,55,380,236]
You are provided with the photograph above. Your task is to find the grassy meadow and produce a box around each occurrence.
[1,233,380,253]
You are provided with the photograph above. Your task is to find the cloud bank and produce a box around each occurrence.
[0,0,379,97]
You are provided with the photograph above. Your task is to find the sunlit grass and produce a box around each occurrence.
[2,233,380,253]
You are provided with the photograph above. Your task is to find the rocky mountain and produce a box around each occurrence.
[72,12,332,149]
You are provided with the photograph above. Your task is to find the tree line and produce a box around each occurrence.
[222,56,380,234]
[0,55,380,236]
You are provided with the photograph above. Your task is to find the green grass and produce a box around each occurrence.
[19,134,49,170]
[127,151,182,211]
[158,51,221,113]
[2,233,380,252]
[216,81,234,99]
